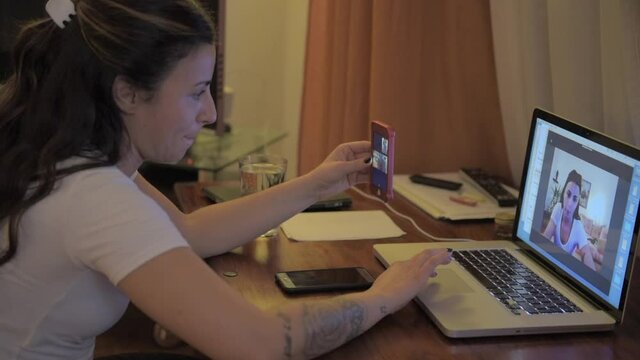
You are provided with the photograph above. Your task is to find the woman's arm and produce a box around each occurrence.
[117,246,452,359]
[135,173,318,257]
[135,142,371,257]
[542,203,562,242]
[573,221,601,271]
[577,244,596,270]
[542,218,556,241]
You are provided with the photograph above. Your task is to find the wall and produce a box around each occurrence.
[224,0,309,178]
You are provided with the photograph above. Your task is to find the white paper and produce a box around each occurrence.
[281,210,405,241]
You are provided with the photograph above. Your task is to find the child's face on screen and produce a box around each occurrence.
[125,44,217,163]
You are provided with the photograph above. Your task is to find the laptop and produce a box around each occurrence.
[374,108,640,337]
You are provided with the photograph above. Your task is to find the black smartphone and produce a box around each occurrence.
[275,267,374,294]
[202,185,242,203]
[305,192,352,211]
[203,186,352,211]
[409,174,462,191]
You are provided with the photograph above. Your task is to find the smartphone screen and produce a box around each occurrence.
[370,121,395,201]
[275,267,374,294]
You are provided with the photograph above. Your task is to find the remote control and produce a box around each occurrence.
[459,168,518,207]
[410,174,462,191]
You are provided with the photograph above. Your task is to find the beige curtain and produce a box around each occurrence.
[491,0,640,185]
[299,0,513,184]
[298,0,373,176]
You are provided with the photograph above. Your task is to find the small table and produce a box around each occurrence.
[140,126,287,186]
[180,126,287,174]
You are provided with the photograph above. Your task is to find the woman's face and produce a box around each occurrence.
[124,44,217,163]
[563,181,580,216]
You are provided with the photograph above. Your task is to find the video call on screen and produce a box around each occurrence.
[372,132,389,190]
[518,119,640,308]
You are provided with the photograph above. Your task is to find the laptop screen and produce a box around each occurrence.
[515,109,640,311]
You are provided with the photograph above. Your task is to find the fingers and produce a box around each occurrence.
[324,141,370,165]
[344,158,371,185]
[405,248,451,278]
[420,251,451,274]
[329,141,371,160]
[412,248,449,263]
[342,141,371,153]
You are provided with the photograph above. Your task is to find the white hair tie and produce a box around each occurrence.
[45,0,77,29]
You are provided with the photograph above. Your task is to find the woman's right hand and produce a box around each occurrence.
[305,141,371,201]
[368,248,453,314]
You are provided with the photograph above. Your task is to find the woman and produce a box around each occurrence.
[542,170,602,270]
[0,1,452,359]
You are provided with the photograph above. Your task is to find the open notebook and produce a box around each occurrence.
[394,173,518,220]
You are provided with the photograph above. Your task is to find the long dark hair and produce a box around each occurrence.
[560,169,582,220]
[0,0,215,265]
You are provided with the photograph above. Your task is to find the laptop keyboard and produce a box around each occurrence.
[452,249,582,315]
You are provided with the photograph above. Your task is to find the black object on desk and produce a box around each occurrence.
[459,168,518,207]
[202,185,241,203]
[203,185,352,211]
[275,267,374,294]
[409,174,462,191]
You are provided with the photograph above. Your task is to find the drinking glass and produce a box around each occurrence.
[239,154,287,237]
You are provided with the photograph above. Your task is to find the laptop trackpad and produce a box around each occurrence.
[433,269,476,294]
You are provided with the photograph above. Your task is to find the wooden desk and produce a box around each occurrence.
[174,182,640,360]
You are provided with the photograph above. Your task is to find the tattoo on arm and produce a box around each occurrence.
[277,312,293,359]
[302,298,367,358]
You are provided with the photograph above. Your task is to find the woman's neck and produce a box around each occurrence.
[560,211,573,244]
[117,142,144,177]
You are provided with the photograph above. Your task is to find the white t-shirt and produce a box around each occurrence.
[0,166,189,359]
[550,202,589,254]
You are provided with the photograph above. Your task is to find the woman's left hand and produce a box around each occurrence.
[305,141,371,200]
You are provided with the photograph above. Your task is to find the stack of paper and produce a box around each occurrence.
[393,173,518,220]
